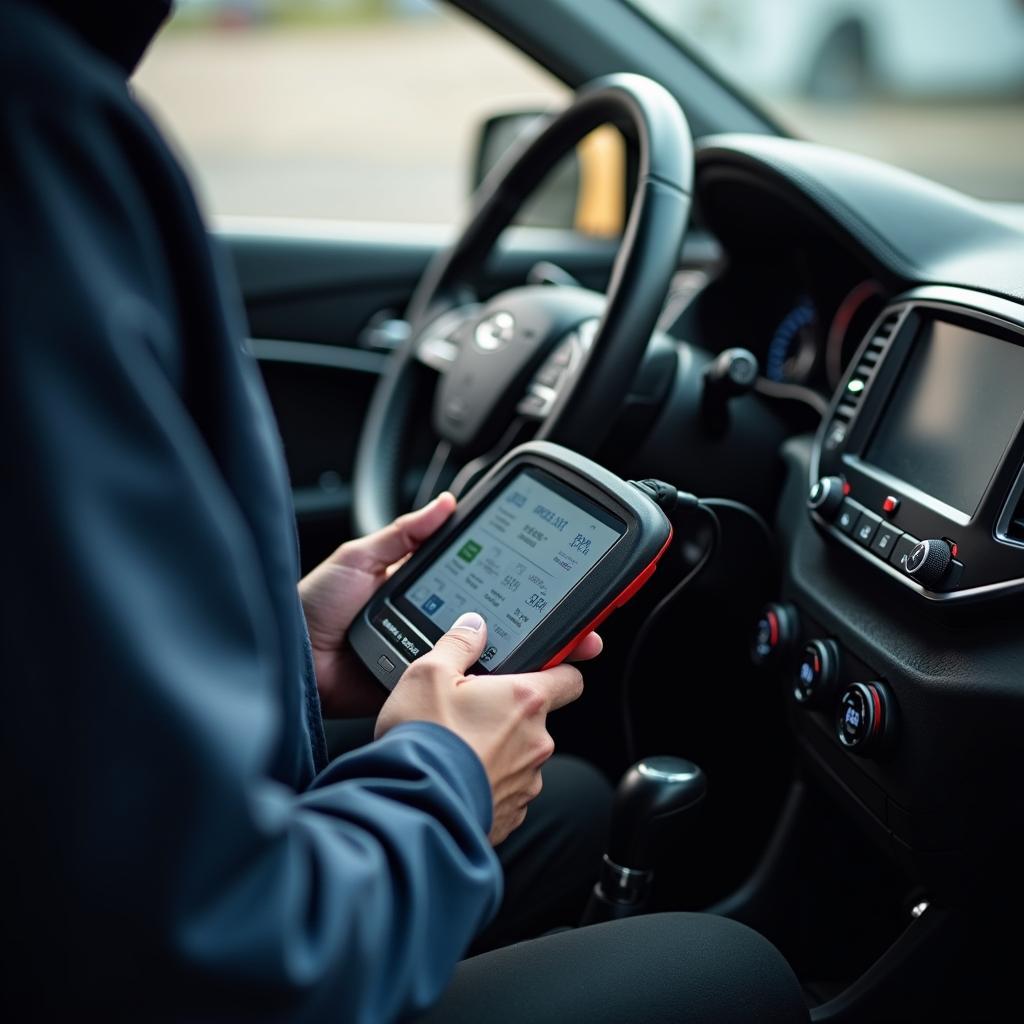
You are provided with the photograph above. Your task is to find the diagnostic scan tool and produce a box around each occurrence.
[348,442,673,688]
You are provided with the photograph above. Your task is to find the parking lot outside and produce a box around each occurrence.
[133,4,1024,223]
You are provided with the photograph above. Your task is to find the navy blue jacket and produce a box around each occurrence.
[0,3,501,1018]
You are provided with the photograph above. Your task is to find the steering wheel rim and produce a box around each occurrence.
[354,73,693,535]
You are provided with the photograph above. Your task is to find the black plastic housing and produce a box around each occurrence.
[348,441,672,689]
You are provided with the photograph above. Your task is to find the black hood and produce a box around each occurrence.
[38,0,173,74]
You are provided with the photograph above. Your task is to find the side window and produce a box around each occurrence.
[133,1,570,225]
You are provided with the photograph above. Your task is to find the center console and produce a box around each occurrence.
[754,285,1024,903]
[809,286,1024,601]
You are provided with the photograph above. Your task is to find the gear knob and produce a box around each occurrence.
[609,756,707,871]
[582,756,707,925]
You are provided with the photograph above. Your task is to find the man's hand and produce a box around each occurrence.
[375,613,591,845]
[300,493,459,718]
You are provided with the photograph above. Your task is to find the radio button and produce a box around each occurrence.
[853,511,882,548]
[905,538,954,589]
[808,476,846,519]
[871,523,902,559]
[889,533,921,571]
[835,499,861,534]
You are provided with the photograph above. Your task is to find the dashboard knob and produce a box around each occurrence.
[793,639,840,707]
[904,539,953,589]
[750,602,800,668]
[836,681,896,755]
[807,476,845,520]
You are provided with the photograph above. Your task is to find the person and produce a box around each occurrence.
[1,2,808,1021]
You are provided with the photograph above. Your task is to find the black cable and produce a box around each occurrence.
[619,502,721,765]
[630,479,772,549]
[699,496,774,550]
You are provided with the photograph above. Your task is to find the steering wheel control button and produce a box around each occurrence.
[793,639,840,707]
[534,360,565,389]
[870,523,903,559]
[807,475,845,520]
[881,495,900,516]
[551,343,572,367]
[377,655,395,674]
[905,538,954,589]
[750,602,800,668]
[517,387,556,419]
[835,499,861,534]
[837,681,895,755]
[852,510,882,548]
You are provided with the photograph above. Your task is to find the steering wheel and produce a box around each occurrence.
[353,73,693,535]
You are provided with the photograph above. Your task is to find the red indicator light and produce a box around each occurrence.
[842,481,852,496]
[882,495,899,515]
[951,543,959,558]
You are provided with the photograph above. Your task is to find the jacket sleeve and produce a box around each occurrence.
[0,85,501,1020]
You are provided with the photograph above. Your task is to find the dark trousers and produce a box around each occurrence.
[420,912,807,1024]
[325,723,806,1023]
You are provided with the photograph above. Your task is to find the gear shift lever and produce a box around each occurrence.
[582,756,707,924]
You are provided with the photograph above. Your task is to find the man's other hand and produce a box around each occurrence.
[300,492,458,718]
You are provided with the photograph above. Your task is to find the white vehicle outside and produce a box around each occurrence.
[635,0,1024,97]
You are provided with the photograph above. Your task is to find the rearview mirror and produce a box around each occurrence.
[471,110,628,238]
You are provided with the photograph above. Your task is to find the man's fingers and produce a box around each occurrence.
[565,631,603,662]
[426,613,488,672]
[341,492,456,572]
[520,664,585,713]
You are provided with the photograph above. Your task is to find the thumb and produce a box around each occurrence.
[427,612,488,672]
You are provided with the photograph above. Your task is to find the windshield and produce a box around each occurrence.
[628,0,1024,202]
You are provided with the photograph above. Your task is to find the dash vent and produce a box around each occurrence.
[1003,482,1024,544]
[833,311,901,425]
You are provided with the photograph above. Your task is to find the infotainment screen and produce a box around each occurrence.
[865,320,1024,516]
[394,469,625,666]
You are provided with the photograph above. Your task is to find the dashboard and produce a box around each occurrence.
[636,133,1024,919]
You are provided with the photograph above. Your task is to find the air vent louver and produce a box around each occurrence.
[1004,487,1024,543]
[833,311,901,425]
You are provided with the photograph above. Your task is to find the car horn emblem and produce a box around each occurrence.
[474,311,515,351]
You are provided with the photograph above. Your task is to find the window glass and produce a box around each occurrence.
[628,0,1024,201]
[133,0,568,221]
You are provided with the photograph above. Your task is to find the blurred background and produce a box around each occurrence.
[133,0,1024,223]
